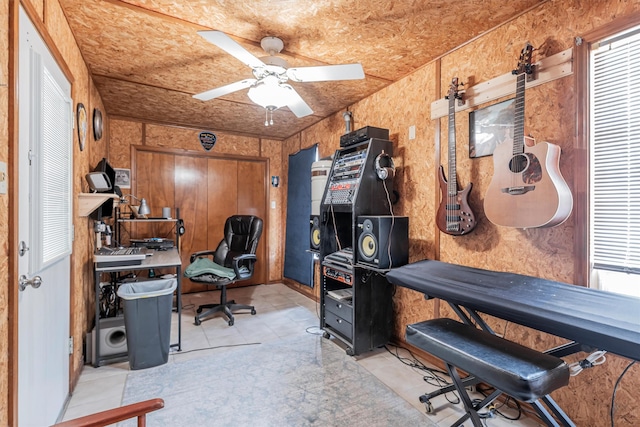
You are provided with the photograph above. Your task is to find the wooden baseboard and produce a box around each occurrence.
[282,278,319,302]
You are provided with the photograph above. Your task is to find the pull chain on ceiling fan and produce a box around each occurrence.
[193,31,365,126]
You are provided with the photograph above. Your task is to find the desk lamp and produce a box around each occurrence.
[120,194,151,217]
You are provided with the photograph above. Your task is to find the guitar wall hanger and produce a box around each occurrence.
[430,47,572,120]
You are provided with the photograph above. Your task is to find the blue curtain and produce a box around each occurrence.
[283,144,317,287]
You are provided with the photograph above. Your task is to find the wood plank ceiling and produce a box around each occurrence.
[59,0,546,140]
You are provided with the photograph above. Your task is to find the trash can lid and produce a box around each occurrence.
[117,278,177,300]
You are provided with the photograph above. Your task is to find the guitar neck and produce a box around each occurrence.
[447,93,457,195]
[513,72,526,155]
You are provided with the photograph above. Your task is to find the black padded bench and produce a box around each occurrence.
[406,318,571,427]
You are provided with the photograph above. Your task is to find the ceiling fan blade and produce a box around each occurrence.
[286,63,365,82]
[193,79,256,101]
[198,31,265,69]
[282,85,313,118]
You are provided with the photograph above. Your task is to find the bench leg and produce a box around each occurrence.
[530,396,576,427]
[445,363,487,427]
[419,375,482,408]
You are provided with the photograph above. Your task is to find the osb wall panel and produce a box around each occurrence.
[276,2,640,424]
[145,124,260,157]
[261,138,284,282]
[300,113,345,159]
[73,80,108,377]
[109,119,143,169]
[88,82,109,169]
[356,1,637,424]
[342,66,442,338]
[0,0,8,422]
[438,1,578,283]
[24,0,43,20]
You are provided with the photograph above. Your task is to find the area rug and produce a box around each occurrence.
[120,334,433,426]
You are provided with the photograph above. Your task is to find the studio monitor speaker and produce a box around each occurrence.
[310,215,321,251]
[356,216,408,269]
[87,316,127,365]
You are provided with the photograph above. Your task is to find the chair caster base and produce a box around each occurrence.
[194,317,202,326]
[251,308,256,315]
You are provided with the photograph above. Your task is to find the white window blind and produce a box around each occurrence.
[31,51,72,272]
[590,27,640,275]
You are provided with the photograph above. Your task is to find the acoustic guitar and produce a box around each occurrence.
[483,43,572,228]
[436,78,477,235]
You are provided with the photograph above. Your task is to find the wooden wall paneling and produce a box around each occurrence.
[237,160,268,285]
[130,151,175,248]
[207,158,238,243]
[175,155,209,293]
[131,149,268,292]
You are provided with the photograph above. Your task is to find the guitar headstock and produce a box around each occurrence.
[446,77,463,102]
[512,43,534,76]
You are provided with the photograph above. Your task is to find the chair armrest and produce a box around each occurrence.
[52,398,164,427]
[232,254,257,280]
[190,250,217,263]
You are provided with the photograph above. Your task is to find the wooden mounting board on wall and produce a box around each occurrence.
[430,48,573,119]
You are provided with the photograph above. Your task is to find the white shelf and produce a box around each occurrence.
[78,193,118,217]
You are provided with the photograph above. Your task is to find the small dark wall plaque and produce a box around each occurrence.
[199,131,217,151]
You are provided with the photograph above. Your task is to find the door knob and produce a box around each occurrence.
[19,275,42,292]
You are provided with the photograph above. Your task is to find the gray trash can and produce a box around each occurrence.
[117,278,177,370]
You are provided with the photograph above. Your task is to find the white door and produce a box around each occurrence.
[18,7,72,426]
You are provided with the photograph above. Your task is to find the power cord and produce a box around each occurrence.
[610,360,636,427]
[569,350,607,376]
[384,344,460,405]
[474,384,523,422]
[170,342,261,355]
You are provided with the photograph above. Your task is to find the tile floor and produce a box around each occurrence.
[61,283,544,426]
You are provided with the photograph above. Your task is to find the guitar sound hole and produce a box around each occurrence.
[509,154,529,173]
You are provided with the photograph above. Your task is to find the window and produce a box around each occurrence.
[30,46,73,273]
[589,26,640,297]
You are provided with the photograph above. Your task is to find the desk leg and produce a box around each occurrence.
[177,266,182,351]
[94,269,101,368]
[169,267,182,352]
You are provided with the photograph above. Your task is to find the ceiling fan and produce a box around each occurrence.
[193,31,365,125]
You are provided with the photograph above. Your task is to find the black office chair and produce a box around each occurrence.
[186,215,263,326]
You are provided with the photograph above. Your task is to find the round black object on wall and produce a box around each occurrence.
[93,108,103,141]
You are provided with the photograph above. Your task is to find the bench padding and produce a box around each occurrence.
[406,318,569,402]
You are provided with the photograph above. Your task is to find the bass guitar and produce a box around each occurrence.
[483,43,572,228]
[436,77,477,235]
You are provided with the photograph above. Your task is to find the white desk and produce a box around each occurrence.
[93,248,182,367]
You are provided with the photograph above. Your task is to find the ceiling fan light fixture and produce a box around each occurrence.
[260,36,284,55]
[247,80,296,111]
